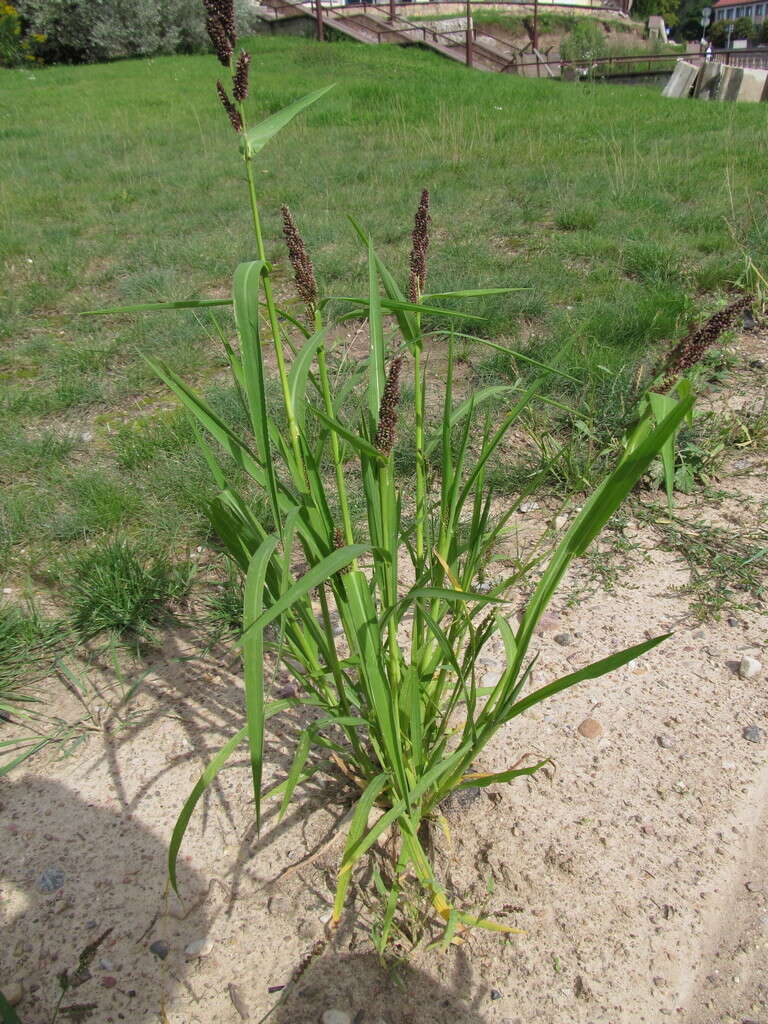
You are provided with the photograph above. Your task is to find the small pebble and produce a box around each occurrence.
[321,1012,352,1024]
[101,976,117,989]
[577,718,603,740]
[553,633,572,646]
[38,867,64,893]
[727,617,740,627]
[3,982,23,1006]
[738,655,762,680]
[657,734,675,749]
[490,989,503,1000]
[149,940,169,960]
[99,959,114,971]
[184,937,214,959]
[519,500,539,513]
[553,515,568,531]
[743,725,765,744]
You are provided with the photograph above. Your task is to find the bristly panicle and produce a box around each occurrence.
[407,189,431,304]
[659,294,754,392]
[233,50,251,102]
[203,0,236,65]
[216,82,243,133]
[374,357,403,456]
[281,205,318,319]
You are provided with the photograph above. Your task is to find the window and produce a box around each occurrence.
[756,3,764,15]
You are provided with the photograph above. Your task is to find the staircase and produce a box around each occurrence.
[255,0,538,73]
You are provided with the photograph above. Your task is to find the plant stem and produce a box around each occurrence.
[314,310,356,554]
[240,113,306,483]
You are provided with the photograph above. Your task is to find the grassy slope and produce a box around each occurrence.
[1,36,767,580]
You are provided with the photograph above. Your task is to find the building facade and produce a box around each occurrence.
[713,0,766,20]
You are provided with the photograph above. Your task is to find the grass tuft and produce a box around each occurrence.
[65,540,193,642]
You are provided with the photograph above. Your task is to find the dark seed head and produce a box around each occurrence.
[408,189,431,304]
[216,81,243,133]
[203,0,236,64]
[659,294,754,391]
[233,50,250,103]
[374,357,403,456]
[281,205,318,320]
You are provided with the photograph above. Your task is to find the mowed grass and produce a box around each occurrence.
[2,36,768,585]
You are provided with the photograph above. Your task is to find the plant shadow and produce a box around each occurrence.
[272,950,492,1024]
[0,776,211,1023]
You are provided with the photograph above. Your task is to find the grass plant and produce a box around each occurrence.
[88,3,695,944]
[65,539,193,642]
[2,34,767,582]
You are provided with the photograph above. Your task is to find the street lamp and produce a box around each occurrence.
[700,5,711,39]
[465,0,473,66]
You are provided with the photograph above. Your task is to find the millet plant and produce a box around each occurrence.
[89,0,693,944]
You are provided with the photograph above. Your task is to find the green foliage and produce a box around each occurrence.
[0,600,61,713]
[65,540,192,641]
[560,19,608,65]
[708,19,730,45]
[90,46,695,942]
[0,1,43,66]
[733,15,758,40]
[633,0,680,26]
[15,0,209,63]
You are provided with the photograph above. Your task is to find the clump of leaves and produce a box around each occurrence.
[65,540,192,642]
[87,0,693,945]
[0,600,62,716]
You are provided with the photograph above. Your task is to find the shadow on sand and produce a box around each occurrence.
[272,949,494,1024]
[0,776,210,1023]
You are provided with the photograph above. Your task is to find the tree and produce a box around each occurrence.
[633,0,680,28]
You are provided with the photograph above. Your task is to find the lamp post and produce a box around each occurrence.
[699,4,711,52]
[465,0,473,66]
[315,0,324,41]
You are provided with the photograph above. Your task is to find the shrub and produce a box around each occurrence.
[560,19,608,66]
[732,15,757,41]
[15,0,209,64]
[89,1,693,944]
[0,2,44,66]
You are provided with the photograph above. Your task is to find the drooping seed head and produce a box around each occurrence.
[216,81,243,133]
[659,294,754,392]
[374,356,403,456]
[408,189,431,304]
[203,0,236,64]
[233,50,251,102]
[281,205,318,320]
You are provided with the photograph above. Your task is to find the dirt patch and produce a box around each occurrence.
[1,335,766,1024]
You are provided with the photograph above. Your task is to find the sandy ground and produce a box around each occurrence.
[1,334,766,1024]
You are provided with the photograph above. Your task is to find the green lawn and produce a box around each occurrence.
[1,36,767,585]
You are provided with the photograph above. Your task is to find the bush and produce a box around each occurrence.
[732,15,757,41]
[708,19,730,46]
[15,0,210,64]
[0,2,44,66]
[560,20,608,66]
